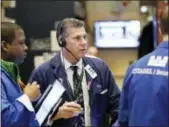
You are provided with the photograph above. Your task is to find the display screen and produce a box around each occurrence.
[94,20,141,48]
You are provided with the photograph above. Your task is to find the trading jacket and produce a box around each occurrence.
[29,53,120,127]
[1,65,39,127]
[119,41,168,126]
[1,59,25,90]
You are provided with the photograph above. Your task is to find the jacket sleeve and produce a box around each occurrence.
[118,64,133,126]
[1,81,34,126]
[102,62,121,125]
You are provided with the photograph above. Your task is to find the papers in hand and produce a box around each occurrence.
[36,80,65,125]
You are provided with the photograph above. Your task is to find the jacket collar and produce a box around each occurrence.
[1,59,20,83]
[50,52,62,69]
[50,52,95,83]
[50,52,95,81]
[60,51,83,70]
[50,53,74,100]
[157,41,168,49]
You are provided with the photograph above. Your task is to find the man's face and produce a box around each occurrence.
[65,26,87,59]
[7,29,28,64]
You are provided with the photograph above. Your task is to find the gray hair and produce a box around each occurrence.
[56,18,85,39]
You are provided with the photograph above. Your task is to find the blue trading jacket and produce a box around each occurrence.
[1,67,39,127]
[119,41,168,126]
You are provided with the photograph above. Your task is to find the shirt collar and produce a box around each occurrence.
[60,50,83,70]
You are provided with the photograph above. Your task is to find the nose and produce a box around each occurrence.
[24,44,28,51]
[81,38,87,46]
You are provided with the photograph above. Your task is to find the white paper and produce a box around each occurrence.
[36,80,65,125]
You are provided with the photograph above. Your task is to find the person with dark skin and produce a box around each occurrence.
[1,22,41,126]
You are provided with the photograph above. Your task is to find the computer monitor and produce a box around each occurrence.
[94,20,141,48]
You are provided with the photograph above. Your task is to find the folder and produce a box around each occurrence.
[35,80,66,126]
[35,84,53,112]
[42,97,63,126]
[48,97,63,120]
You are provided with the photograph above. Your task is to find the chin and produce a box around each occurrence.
[76,52,86,60]
[80,54,85,59]
[15,59,25,65]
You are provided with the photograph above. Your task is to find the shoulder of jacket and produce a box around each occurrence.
[85,55,104,63]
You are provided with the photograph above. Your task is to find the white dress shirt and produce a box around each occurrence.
[60,52,91,126]
[16,94,35,112]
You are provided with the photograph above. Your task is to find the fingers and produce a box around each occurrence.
[64,101,81,109]
[24,81,41,101]
[27,83,30,86]
[51,101,82,120]
[62,102,81,112]
[60,106,81,112]
[64,111,75,118]
[26,81,40,88]
[31,81,40,88]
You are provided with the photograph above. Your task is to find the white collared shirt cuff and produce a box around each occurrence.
[16,94,35,112]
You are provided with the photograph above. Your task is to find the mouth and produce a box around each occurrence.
[81,48,87,51]
[80,49,87,53]
[24,53,27,58]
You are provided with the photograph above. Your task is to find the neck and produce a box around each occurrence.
[163,35,168,41]
[62,49,78,65]
[1,52,18,65]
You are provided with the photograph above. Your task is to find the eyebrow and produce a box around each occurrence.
[73,33,87,37]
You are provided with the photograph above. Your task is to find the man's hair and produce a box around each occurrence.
[56,18,85,39]
[1,22,23,44]
[160,6,168,34]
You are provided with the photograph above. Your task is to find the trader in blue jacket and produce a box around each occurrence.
[1,22,40,126]
[29,18,120,127]
[119,6,168,126]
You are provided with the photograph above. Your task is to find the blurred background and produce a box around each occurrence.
[1,0,168,89]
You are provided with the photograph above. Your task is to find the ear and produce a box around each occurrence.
[1,41,9,52]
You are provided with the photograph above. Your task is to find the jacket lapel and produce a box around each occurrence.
[50,53,74,101]
[83,58,96,106]
[83,57,103,126]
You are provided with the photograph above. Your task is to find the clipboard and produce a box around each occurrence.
[35,80,66,126]
[35,84,53,112]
